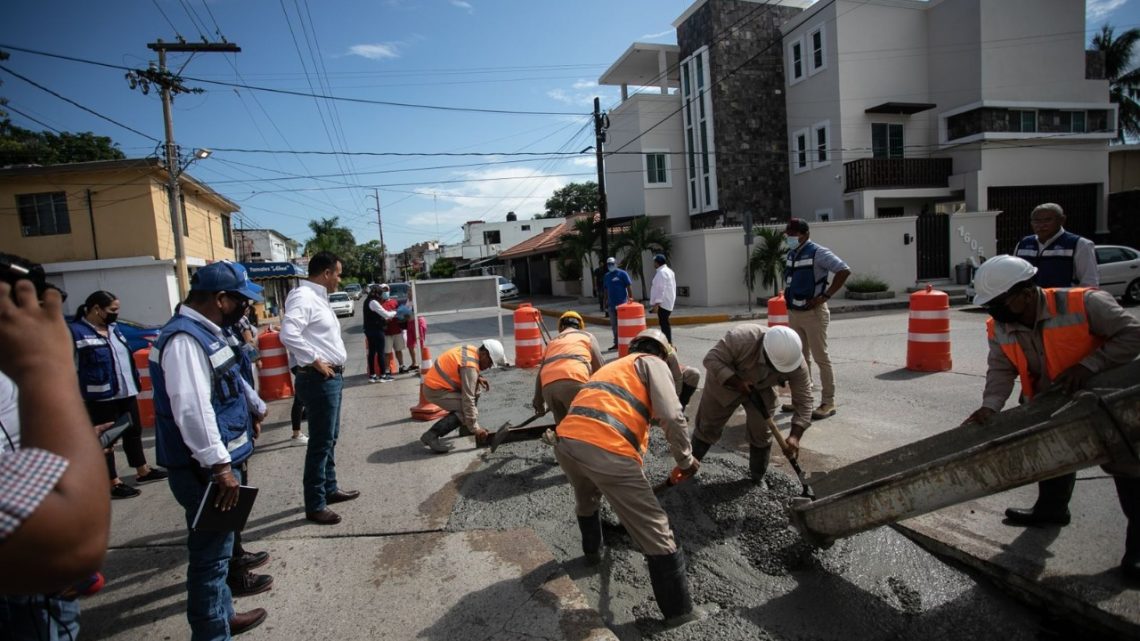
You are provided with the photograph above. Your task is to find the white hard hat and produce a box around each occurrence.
[762,326,804,373]
[972,255,1037,306]
[481,338,509,367]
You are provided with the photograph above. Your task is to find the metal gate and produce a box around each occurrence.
[988,184,1098,254]
[916,211,950,280]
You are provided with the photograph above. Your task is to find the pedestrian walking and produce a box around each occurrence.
[1015,202,1098,288]
[279,251,360,526]
[418,339,510,453]
[690,324,812,482]
[783,218,851,419]
[150,261,270,638]
[602,257,633,351]
[553,329,703,628]
[69,290,166,499]
[648,254,676,344]
[532,312,605,423]
[964,255,1140,582]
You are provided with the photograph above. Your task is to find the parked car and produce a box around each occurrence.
[329,291,355,317]
[498,276,519,300]
[344,283,363,300]
[966,244,1140,303]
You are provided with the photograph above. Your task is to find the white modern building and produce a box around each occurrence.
[458,217,557,261]
[234,228,301,263]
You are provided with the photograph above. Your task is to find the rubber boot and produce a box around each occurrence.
[690,437,712,462]
[1005,472,1075,526]
[1116,476,1140,581]
[577,512,604,566]
[420,413,461,454]
[749,443,771,485]
[679,383,697,411]
[645,549,704,627]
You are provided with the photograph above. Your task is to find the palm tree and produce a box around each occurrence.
[1092,25,1140,142]
[305,217,355,256]
[745,226,786,299]
[561,216,601,277]
[613,216,672,300]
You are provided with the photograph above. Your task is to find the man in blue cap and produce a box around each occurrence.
[648,253,676,344]
[150,260,270,638]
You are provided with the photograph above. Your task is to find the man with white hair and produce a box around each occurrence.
[1014,202,1098,288]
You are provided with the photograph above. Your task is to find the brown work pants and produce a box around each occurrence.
[788,303,835,405]
[693,375,776,448]
[554,437,677,556]
[423,386,475,428]
[542,379,584,424]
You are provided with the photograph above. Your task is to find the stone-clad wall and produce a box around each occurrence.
[677,0,803,229]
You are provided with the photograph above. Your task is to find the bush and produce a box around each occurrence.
[844,274,889,293]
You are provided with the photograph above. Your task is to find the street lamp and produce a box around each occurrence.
[160,143,214,300]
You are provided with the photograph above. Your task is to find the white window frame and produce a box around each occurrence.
[643,149,671,188]
[808,24,827,76]
[787,37,805,85]
[812,120,831,169]
[792,127,810,174]
[681,46,718,215]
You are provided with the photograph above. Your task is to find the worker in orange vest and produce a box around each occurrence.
[554,328,703,628]
[964,255,1140,582]
[419,339,509,453]
[532,311,605,423]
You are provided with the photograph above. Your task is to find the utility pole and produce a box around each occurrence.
[139,39,240,300]
[593,97,610,263]
[368,188,385,282]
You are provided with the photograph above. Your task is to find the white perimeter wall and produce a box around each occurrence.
[45,257,179,326]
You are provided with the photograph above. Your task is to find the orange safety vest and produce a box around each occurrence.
[557,354,653,464]
[539,330,593,387]
[424,344,479,392]
[986,288,1104,400]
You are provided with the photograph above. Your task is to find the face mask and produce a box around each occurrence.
[103,312,119,325]
[786,236,801,251]
[986,302,1021,325]
[381,292,391,300]
[222,307,246,328]
[607,265,616,273]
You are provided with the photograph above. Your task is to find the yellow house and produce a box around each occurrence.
[0,158,238,265]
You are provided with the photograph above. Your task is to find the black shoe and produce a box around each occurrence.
[327,489,360,504]
[1121,556,1140,582]
[111,483,141,499]
[232,551,270,572]
[135,468,168,483]
[229,608,267,635]
[606,344,617,352]
[226,571,273,597]
[305,508,342,525]
[398,366,409,374]
[1003,507,1071,527]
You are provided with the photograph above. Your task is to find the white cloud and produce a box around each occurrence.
[548,80,615,107]
[348,43,400,60]
[639,29,674,40]
[572,80,598,90]
[400,167,575,232]
[1088,0,1128,21]
[450,0,474,12]
[569,156,597,168]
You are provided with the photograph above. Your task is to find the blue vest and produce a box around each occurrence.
[150,315,254,469]
[1015,231,1081,288]
[785,242,828,310]
[68,321,138,401]
[225,326,256,386]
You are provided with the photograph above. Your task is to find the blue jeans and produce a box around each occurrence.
[167,466,245,641]
[295,370,343,512]
[0,595,80,640]
[609,305,619,345]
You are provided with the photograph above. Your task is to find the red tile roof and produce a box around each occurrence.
[498,214,592,259]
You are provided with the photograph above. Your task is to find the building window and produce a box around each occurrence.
[815,208,832,222]
[1072,111,1087,133]
[1012,110,1037,133]
[812,121,831,168]
[872,123,904,159]
[221,214,233,249]
[808,25,827,75]
[17,192,70,237]
[788,38,804,84]
[792,128,810,174]
[946,107,1108,140]
[483,230,501,244]
[521,224,530,231]
[681,47,717,214]
[644,151,670,186]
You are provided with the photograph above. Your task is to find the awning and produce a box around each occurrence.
[242,262,305,280]
[864,102,936,115]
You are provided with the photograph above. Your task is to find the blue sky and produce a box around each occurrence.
[1,0,1137,253]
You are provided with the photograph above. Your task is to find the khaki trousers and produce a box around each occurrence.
[788,303,835,404]
[693,375,776,448]
[554,437,677,556]
[423,386,474,427]
[542,379,584,424]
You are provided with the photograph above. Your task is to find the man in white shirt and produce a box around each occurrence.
[648,254,677,344]
[279,252,360,525]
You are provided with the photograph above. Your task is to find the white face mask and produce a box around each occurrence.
[607,265,616,272]
[786,236,801,251]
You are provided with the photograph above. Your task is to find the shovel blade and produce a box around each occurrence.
[490,421,513,453]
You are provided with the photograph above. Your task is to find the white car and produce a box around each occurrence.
[498,276,519,300]
[1096,245,1140,303]
[329,292,355,317]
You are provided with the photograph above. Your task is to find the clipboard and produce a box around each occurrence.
[191,482,259,532]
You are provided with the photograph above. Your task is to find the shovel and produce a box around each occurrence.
[747,389,815,499]
[490,411,548,452]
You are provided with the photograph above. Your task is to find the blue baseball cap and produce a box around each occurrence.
[190,261,264,302]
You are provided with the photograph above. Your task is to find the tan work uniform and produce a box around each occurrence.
[554,354,693,556]
[533,328,605,423]
[423,345,483,431]
[666,349,700,396]
[695,324,812,448]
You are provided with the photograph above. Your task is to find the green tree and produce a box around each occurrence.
[430,257,456,279]
[346,240,384,283]
[541,181,599,218]
[1092,24,1140,142]
[304,217,355,257]
[613,216,671,300]
[745,226,787,298]
[0,120,127,166]
[560,216,601,280]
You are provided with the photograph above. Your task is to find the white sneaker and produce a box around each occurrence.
[368,375,380,383]
[291,433,309,445]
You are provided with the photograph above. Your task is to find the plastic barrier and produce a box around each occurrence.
[256,330,294,400]
[617,301,647,357]
[513,303,545,368]
[767,291,789,327]
[906,284,952,372]
[133,348,156,429]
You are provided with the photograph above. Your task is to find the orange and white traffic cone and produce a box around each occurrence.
[410,384,449,421]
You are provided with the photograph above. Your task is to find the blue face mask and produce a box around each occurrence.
[786,236,801,251]
[381,292,391,300]
[607,265,616,272]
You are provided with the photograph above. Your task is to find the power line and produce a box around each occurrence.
[149,0,182,37]
[2,103,63,133]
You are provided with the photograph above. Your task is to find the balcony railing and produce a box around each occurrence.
[844,157,952,193]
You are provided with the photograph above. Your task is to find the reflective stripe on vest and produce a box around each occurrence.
[986,288,1104,399]
[556,354,653,463]
[539,331,593,387]
[1016,232,1081,288]
[424,345,478,392]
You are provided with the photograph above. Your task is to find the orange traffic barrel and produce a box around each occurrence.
[410,384,449,421]
[513,303,545,368]
[767,291,789,327]
[906,284,952,372]
[134,348,156,429]
[257,330,294,400]
[617,301,647,357]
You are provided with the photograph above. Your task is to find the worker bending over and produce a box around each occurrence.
[533,312,605,423]
[419,339,509,453]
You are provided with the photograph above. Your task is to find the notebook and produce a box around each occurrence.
[191,482,259,532]
[97,412,133,449]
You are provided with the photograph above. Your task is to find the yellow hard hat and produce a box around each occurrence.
[559,311,585,330]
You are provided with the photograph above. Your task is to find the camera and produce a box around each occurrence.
[0,253,66,303]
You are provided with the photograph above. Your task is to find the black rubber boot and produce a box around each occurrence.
[577,512,604,566]
[1115,476,1140,581]
[420,413,461,454]
[645,549,703,627]
[690,437,712,462]
[749,443,771,485]
[1005,472,1075,526]
[679,384,697,410]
